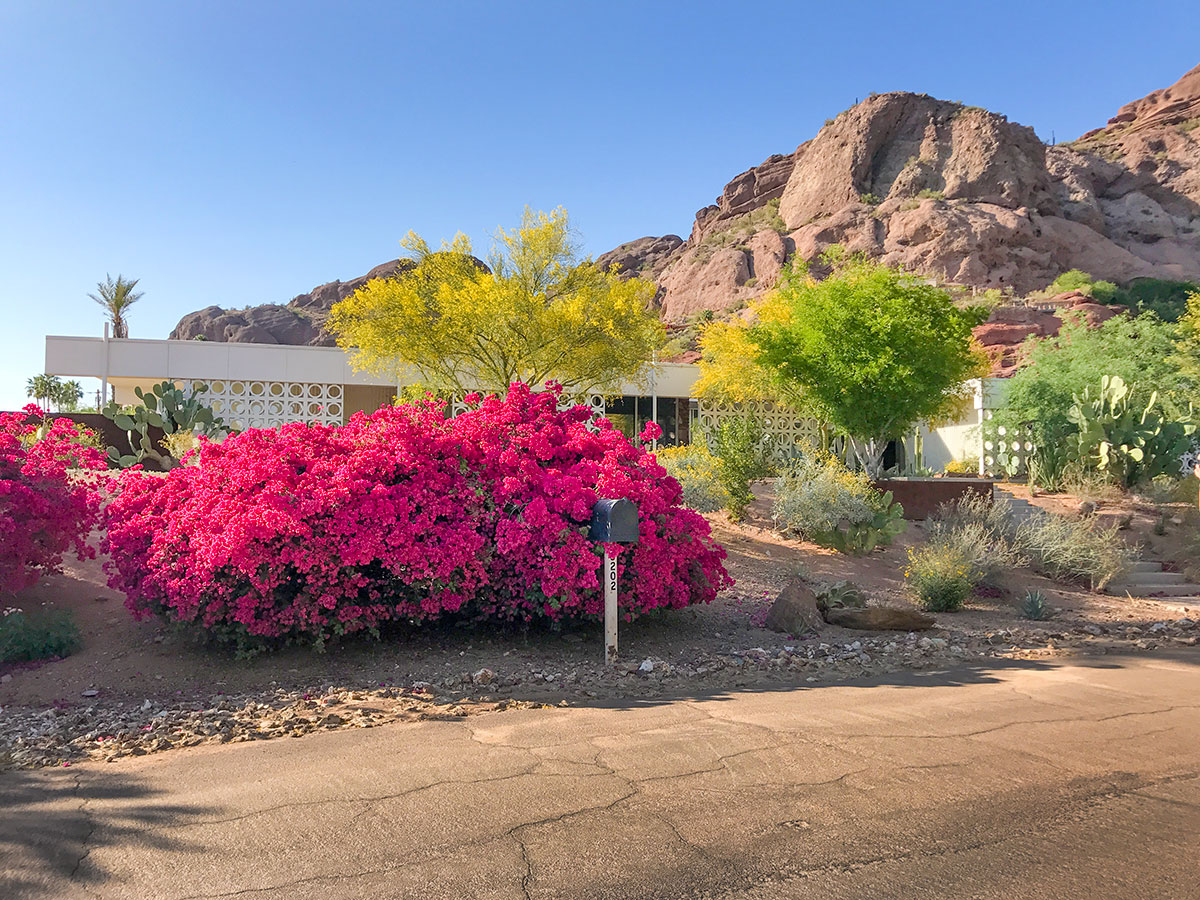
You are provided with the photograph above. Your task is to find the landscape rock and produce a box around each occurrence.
[825,606,936,631]
[471,668,496,686]
[763,578,825,635]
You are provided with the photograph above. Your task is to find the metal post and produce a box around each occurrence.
[101,321,110,407]
[590,498,636,666]
[604,550,618,665]
[650,350,658,453]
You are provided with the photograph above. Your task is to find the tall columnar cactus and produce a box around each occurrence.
[1067,375,1196,489]
[102,381,228,469]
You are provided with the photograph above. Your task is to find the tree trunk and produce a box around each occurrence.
[850,436,887,480]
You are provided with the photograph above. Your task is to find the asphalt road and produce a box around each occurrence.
[4,652,1199,899]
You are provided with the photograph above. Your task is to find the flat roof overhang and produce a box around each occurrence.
[44,336,705,397]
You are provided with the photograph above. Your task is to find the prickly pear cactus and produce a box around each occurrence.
[102,381,228,469]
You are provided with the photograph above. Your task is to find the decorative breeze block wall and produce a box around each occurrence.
[184,381,344,430]
[696,398,824,462]
[980,409,1033,477]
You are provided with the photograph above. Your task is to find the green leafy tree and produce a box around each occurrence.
[749,256,981,477]
[1114,278,1199,322]
[89,274,143,338]
[329,208,663,395]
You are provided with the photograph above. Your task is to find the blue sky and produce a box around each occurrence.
[2,0,1198,409]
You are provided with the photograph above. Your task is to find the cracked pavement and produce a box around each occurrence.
[3,652,1199,899]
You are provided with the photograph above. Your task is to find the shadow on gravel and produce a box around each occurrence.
[0,767,212,900]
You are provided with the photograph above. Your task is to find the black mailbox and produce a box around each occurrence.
[590,498,639,543]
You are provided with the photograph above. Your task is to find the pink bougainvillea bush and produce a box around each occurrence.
[103,384,731,652]
[1,406,106,593]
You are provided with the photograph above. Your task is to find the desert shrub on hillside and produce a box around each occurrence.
[103,385,731,654]
[1115,277,1198,322]
[1042,269,1118,303]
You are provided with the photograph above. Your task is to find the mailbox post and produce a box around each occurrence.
[589,498,639,665]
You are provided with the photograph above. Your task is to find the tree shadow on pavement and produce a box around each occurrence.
[564,650,1199,712]
[0,766,213,900]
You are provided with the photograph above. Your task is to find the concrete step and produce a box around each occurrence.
[1111,571,1189,586]
[1108,584,1200,599]
[1131,561,1165,573]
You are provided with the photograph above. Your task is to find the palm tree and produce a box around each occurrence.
[26,374,62,409]
[89,274,143,338]
[54,379,84,412]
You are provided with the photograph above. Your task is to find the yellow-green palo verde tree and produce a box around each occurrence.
[329,208,664,397]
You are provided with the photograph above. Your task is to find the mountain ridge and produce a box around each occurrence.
[171,63,1200,341]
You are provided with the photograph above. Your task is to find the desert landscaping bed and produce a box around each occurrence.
[2,484,1197,769]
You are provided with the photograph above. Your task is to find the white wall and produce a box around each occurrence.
[45,336,394,386]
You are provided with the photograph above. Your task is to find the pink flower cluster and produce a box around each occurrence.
[1,405,106,593]
[102,385,731,650]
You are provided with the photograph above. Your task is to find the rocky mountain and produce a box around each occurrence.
[171,64,1200,343]
[170,260,410,344]
[599,63,1200,321]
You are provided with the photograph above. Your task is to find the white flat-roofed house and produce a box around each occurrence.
[44,334,1010,471]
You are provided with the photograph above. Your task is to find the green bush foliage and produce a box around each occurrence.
[1044,269,1119,302]
[709,418,771,520]
[925,513,1020,587]
[656,443,731,513]
[904,541,974,612]
[774,452,879,537]
[1175,291,1200,384]
[1114,278,1199,322]
[943,456,980,476]
[1040,270,1198,321]
[1014,514,1132,591]
[993,314,1185,446]
[927,491,1131,591]
[0,608,82,663]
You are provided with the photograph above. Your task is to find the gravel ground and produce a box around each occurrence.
[3,615,1196,769]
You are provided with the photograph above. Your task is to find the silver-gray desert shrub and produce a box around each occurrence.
[773,452,878,539]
